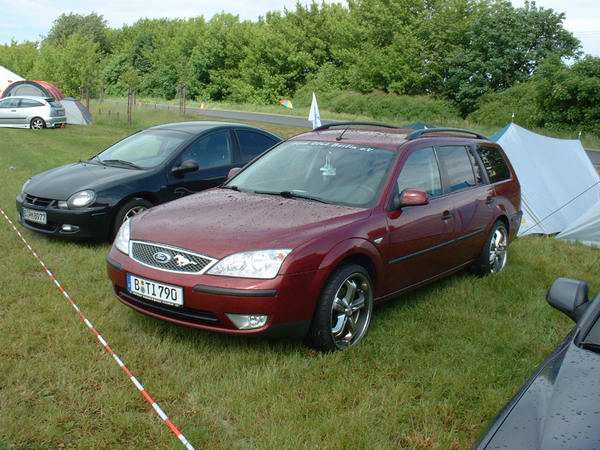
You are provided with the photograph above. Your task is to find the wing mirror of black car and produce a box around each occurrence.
[227,167,241,179]
[547,277,590,322]
[172,159,199,175]
[392,189,429,210]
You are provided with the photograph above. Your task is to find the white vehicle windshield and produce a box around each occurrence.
[95,130,188,169]
[227,140,397,207]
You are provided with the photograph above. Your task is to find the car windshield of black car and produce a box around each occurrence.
[97,130,188,169]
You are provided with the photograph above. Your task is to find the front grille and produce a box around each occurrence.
[24,193,56,208]
[130,241,217,274]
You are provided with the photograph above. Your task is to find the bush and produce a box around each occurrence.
[313,91,460,124]
[469,82,541,128]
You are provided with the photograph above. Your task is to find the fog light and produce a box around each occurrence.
[61,224,79,232]
[226,313,268,330]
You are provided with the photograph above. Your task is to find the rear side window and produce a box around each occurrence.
[397,147,442,197]
[437,146,476,192]
[19,99,44,108]
[477,146,510,183]
[236,130,277,162]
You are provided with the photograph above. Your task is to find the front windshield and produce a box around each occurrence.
[95,130,188,169]
[228,140,396,207]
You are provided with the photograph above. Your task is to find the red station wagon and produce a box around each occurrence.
[106,123,521,351]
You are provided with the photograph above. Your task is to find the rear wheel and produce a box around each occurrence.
[472,221,508,275]
[112,198,153,239]
[305,264,374,352]
[30,117,46,130]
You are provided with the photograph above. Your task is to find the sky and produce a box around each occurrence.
[0,0,598,56]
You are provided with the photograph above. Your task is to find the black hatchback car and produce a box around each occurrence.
[16,122,281,240]
[477,277,600,449]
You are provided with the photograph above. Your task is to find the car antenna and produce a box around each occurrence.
[336,115,360,141]
[335,127,349,141]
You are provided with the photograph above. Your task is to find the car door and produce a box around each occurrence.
[234,129,279,165]
[0,98,21,126]
[166,129,237,198]
[435,145,494,266]
[383,146,456,294]
[18,98,45,126]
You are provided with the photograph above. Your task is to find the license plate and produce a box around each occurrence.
[22,207,47,225]
[127,274,183,307]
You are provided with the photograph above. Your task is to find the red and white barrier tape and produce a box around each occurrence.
[0,208,195,450]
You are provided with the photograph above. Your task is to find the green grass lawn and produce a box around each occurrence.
[1,107,598,449]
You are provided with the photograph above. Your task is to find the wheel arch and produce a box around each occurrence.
[110,192,158,231]
[316,238,384,294]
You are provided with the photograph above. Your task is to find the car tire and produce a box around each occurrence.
[30,117,46,130]
[305,263,374,352]
[112,198,153,239]
[472,220,509,275]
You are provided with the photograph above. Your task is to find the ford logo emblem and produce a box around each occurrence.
[153,251,171,264]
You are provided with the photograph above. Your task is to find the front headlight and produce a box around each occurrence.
[114,220,131,254]
[21,179,31,195]
[207,249,292,279]
[67,190,96,208]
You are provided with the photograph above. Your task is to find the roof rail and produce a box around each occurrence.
[406,128,488,141]
[313,121,401,132]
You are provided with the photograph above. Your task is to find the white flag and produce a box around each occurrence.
[308,92,321,129]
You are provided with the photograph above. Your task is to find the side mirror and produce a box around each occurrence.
[172,159,199,175]
[547,277,590,322]
[227,167,241,179]
[392,189,429,209]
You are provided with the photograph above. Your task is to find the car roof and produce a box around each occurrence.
[149,121,271,135]
[292,127,412,151]
[1,95,52,102]
[292,124,491,151]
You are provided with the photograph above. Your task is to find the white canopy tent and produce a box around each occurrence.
[0,66,23,96]
[493,124,600,238]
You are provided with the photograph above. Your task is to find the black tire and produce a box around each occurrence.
[30,117,46,130]
[304,263,374,352]
[112,198,153,239]
[472,220,509,275]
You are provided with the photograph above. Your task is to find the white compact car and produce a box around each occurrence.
[0,96,67,129]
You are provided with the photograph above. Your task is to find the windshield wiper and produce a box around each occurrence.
[221,185,240,191]
[254,190,330,204]
[101,159,142,170]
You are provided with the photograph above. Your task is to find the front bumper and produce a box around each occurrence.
[16,194,111,240]
[106,247,323,338]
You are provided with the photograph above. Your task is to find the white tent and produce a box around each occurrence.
[61,98,92,125]
[557,202,600,246]
[493,124,600,236]
[0,66,23,96]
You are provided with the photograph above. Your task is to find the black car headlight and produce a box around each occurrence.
[67,190,96,208]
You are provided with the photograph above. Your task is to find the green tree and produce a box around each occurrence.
[46,12,111,54]
[441,0,580,115]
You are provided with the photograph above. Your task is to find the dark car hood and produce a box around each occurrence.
[132,188,370,258]
[25,162,145,200]
[482,342,600,449]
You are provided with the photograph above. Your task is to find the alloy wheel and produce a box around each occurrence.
[489,226,508,273]
[123,206,147,222]
[330,273,373,349]
[31,118,45,130]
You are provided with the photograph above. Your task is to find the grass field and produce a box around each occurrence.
[1,107,599,449]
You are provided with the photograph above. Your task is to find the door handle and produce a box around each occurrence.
[485,196,494,205]
[10,109,16,112]
[441,210,452,221]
